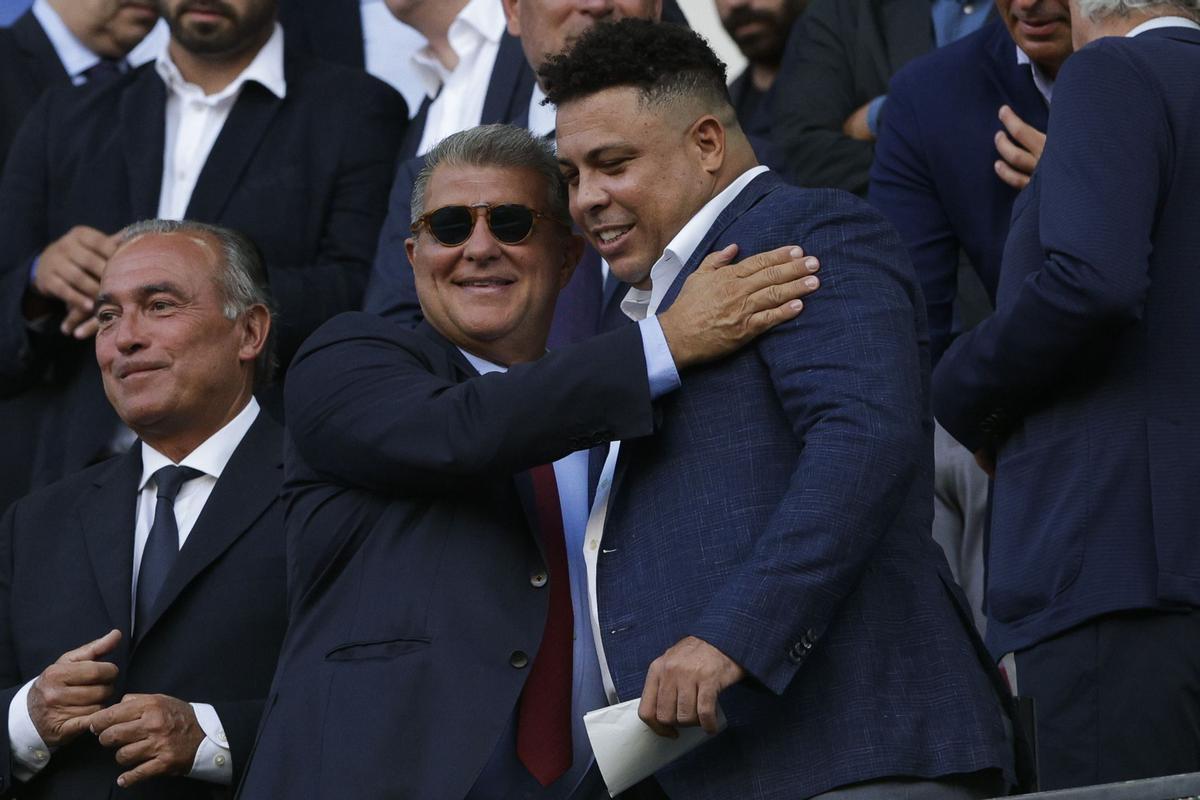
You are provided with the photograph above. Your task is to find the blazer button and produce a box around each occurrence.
[510,650,529,669]
[530,571,548,588]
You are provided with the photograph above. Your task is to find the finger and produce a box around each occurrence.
[60,306,92,337]
[993,131,1037,175]
[744,299,807,337]
[695,243,739,273]
[96,717,148,749]
[88,699,145,735]
[697,683,721,735]
[59,661,119,687]
[638,669,678,739]
[47,278,100,327]
[999,105,1043,155]
[71,317,100,341]
[71,226,120,260]
[737,255,819,298]
[675,682,699,727]
[745,275,820,314]
[731,245,806,280]
[117,757,168,789]
[63,241,111,282]
[42,684,114,711]
[993,159,1030,191]
[113,738,155,767]
[60,629,122,664]
[53,708,106,741]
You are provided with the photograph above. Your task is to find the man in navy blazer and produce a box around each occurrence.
[868,4,1071,634]
[0,221,288,799]
[547,20,1015,798]
[0,0,406,495]
[933,2,1200,789]
[238,124,814,798]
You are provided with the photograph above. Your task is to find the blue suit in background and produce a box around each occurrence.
[869,17,1049,365]
[0,0,30,27]
[933,25,1200,789]
[598,172,1013,799]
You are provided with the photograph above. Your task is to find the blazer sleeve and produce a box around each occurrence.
[869,76,962,366]
[772,0,877,194]
[285,315,658,495]
[262,77,408,367]
[361,156,424,323]
[931,44,1163,450]
[689,195,928,693]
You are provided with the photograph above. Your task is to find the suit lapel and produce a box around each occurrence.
[185,79,284,221]
[983,19,1049,129]
[132,415,283,647]
[12,12,70,90]
[77,451,141,648]
[120,68,168,219]
[878,0,935,78]
[481,32,535,125]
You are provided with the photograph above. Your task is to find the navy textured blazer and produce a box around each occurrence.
[869,18,1049,365]
[238,317,656,799]
[0,414,288,800]
[933,27,1200,658]
[0,53,406,492]
[597,172,1013,799]
[0,10,68,168]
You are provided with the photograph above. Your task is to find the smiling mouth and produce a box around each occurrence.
[455,278,515,290]
[594,225,633,250]
[117,364,165,379]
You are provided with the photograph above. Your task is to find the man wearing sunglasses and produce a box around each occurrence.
[237,123,819,800]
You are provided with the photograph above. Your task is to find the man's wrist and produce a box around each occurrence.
[8,680,51,781]
[187,703,232,785]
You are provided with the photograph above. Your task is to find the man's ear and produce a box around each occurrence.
[560,233,585,290]
[237,304,271,365]
[502,0,521,36]
[405,236,418,268]
[691,115,727,176]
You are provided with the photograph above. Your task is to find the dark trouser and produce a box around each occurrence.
[810,770,1007,799]
[1012,608,1200,791]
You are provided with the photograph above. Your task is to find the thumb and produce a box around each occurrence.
[62,629,122,663]
[698,243,738,271]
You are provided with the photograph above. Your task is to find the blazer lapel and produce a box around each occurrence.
[132,415,283,647]
[658,171,786,312]
[77,450,141,648]
[120,68,168,219]
[12,12,70,90]
[184,80,284,222]
[983,19,1049,129]
[481,32,535,125]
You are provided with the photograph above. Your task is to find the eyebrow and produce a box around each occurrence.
[95,282,187,307]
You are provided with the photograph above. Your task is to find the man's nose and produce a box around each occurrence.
[462,214,501,262]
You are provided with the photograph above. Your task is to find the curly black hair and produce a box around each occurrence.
[538,18,730,112]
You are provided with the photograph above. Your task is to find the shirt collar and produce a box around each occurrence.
[1015,46,1055,104]
[155,22,287,102]
[410,0,506,97]
[1127,16,1200,36]
[528,83,556,140]
[621,165,769,320]
[458,348,506,375]
[138,398,261,490]
[32,0,104,80]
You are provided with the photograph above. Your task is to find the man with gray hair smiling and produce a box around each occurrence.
[933,0,1200,789]
[0,220,290,800]
[239,123,819,799]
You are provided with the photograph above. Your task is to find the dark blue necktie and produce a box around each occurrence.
[81,58,124,85]
[135,466,203,632]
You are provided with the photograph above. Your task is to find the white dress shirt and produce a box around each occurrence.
[359,0,428,115]
[1015,47,1056,105]
[7,399,261,786]
[411,0,506,156]
[155,24,288,220]
[592,165,770,701]
[527,83,556,140]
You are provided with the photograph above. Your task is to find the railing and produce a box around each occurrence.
[997,773,1200,800]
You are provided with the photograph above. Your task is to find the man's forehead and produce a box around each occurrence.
[426,164,544,203]
[102,234,218,290]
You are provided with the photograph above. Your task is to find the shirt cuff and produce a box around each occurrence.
[866,95,888,137]
[638,316,681,400]
[8,680,51,782]
[187,703,232,785]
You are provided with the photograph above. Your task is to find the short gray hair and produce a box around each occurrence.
[1074,0,1200,20]
[410,124,570,227]
[118,219,278,386]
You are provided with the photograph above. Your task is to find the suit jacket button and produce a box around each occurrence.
[510,650,529,669]
[530,572,548,588]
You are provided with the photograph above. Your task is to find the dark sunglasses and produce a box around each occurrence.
[411,203,567,247]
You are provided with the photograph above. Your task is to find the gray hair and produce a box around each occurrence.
[118,219,278,386]
[1074,0,1200,20]
[410,124,570,228]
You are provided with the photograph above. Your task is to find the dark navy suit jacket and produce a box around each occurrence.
[238,317,656,799]
[933,28,1200,657]
[0,414,288,800]
[869,18,1049,365]
[0,54,406,493]
[597,172,1013,799]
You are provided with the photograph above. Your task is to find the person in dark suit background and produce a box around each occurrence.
[545,19,1015,799]
[0,0,159,516]
[362,0,668,348]
[772,0,994,194]
[868,0,1072,634]
[238,124,815,799]
[933,0,1200,789]
[0,220,289,799]
[0,0,406,496]
[714,0,806,144]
